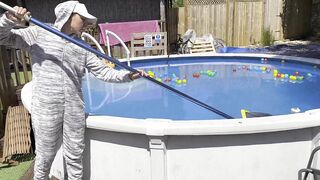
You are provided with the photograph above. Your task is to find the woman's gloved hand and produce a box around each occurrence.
[128,70,148,80]
[5,6,30,25]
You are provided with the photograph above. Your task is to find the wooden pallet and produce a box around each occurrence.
[190,40,216,54]
[131,32,167,57]
[2,106,32,163]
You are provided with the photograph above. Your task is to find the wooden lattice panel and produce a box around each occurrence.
[185,0,262,5]
[3,106,31,162]
[185,0,226,5]
[236,0,263,2]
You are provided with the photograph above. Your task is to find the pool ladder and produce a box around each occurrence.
[81,32,133,110]
[81,31,131,66]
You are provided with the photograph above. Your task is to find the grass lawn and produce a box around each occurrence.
[11,71,32,87]
[0,159,34,180]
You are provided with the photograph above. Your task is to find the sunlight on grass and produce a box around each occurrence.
[0,160,33,180]
[10,71,32,87]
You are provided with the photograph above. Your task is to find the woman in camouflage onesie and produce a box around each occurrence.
[0,1,145,179]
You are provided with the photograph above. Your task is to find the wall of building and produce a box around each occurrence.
[312,0,320,37]
[0,0,161,24]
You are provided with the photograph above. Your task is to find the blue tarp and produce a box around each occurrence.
[218,47,268,53]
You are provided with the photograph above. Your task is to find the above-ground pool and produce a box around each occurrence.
[83,54,320,119]
[50,54,320,180]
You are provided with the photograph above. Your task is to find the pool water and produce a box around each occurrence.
[82,57,320,120]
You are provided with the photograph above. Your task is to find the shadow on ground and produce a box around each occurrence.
[265,41,320,59]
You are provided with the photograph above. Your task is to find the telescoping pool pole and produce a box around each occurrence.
[0,2,234,119]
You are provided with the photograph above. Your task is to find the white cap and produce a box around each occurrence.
[73,3,97,24]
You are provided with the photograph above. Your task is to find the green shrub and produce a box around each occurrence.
[261,29,274,46]
[172,0,184,7]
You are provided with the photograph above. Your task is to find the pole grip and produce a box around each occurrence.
[0,1,16,14]
[0,1,31,21]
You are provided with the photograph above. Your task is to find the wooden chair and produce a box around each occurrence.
[130,32,167,57]
[2,106,32,163]
[190,39,216,54]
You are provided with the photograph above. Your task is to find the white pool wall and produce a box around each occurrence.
[50,54,320,180]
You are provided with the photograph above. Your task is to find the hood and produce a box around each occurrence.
[53,1,79,31]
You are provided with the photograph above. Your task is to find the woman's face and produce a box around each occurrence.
[68,13,88,35]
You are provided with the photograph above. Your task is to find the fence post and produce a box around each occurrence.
[20,50,30,83]
[178,7,185,35]
[261,0,265,40]
[231,0,236,46]
[183,0,188,33]
[160,0,166,31]
[225,0,229,45]
[0,47,16,106]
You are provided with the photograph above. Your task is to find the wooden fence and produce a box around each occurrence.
[0,46,31,131]
[180,0,265,46]
[179,0,311,46]
[263,0,283,40]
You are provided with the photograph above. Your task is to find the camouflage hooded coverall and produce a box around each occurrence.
[0,1,133,179]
